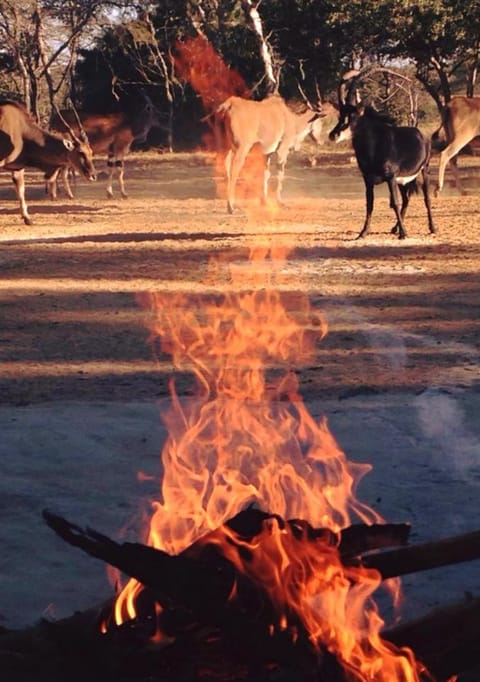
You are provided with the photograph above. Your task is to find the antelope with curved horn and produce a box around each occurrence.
[0,100,96,225]
[329,68,436,239]
[48,92,164,199]
[41,103,94,200]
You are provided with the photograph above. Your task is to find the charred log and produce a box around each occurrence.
[338,521,410,558]
[43,508,412,633]
[42,507,414,679]
[42,508,480,681]
[48,507,480,606]
[42,509,237,619]
[354,529,480,579]
[42,509,334,676]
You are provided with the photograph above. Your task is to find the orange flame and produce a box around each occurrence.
[174,36,250,113]
[174,37,267,207]
[201,519,422,680]
[111,249,425,680]
[110,40,426,681]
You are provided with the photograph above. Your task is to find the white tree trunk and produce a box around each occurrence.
[241,1,277,92]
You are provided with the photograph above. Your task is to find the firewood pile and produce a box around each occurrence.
[1,507,479,681]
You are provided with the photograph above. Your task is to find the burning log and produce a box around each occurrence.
[43,508,335,677]
[42,508,480,681]
[42,510,236,616]
[42,507,412,619]
[43,507,413,679]
[354,529,480,579]
[0,509,477,682]
[44,508,480,594]
[338,521,410,558]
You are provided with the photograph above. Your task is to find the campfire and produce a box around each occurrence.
[2,38,479,682]
[37,249,480,682]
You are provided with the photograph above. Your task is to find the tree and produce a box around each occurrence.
[384,0,480,110]
[50,0,480,149]
[257,0,394,103]
[75,1,275,149]
[0,0,135,119]
[75,3,193,148]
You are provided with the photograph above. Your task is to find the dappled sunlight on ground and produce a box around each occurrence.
[1,152,480,406]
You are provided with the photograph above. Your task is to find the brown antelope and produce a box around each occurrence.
[49,93,163,199]
[216,94,324,213]
[0,100,96,225]
[431,96,480,196]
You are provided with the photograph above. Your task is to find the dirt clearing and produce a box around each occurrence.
[1,151,479,405]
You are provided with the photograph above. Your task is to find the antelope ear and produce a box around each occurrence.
[63,138,74,151]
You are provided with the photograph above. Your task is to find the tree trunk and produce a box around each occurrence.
[241,0,277,94]
[17,57,32,112]
[466,61,478,97]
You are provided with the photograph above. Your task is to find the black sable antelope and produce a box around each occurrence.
[0,100,96,225]
[49,93,163,199]
[329,69,436,240]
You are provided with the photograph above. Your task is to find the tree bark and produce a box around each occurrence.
[241,0,277,93]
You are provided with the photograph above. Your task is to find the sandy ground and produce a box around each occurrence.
[1,151,480,675]
[2,151,480,405]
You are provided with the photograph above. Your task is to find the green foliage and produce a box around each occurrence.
[3,0,479,145]
[383,1,480,104]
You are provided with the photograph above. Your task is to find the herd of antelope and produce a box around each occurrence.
[0,91,163,224]
[0,71,479,239]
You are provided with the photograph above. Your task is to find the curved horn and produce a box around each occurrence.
[338,64,383,106]
[297,81,322,113]
[69,101,89,144]
[340,65,414,111]
[52,102,82,145]
[338,69,361,107]
[111,75,121,102]
[314,78,323,110]
[297,81,310,105]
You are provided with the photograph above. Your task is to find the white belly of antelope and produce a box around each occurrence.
[396,170,421,185]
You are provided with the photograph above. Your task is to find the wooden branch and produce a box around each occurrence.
[339,521,410,558]
[42,510,236,615]
[43,507,410,585]
[43,506,480,679]
[355,529,480,579]
[8,511,480,681]
[42,507,410,649]
[45,507,480,588]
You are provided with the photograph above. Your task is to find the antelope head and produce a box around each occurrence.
[54,103,96,181]
[328,69,365,143]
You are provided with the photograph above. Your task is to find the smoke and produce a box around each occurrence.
[415,388,479,478]
[332,304,479,479]
[362,326,408,373]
